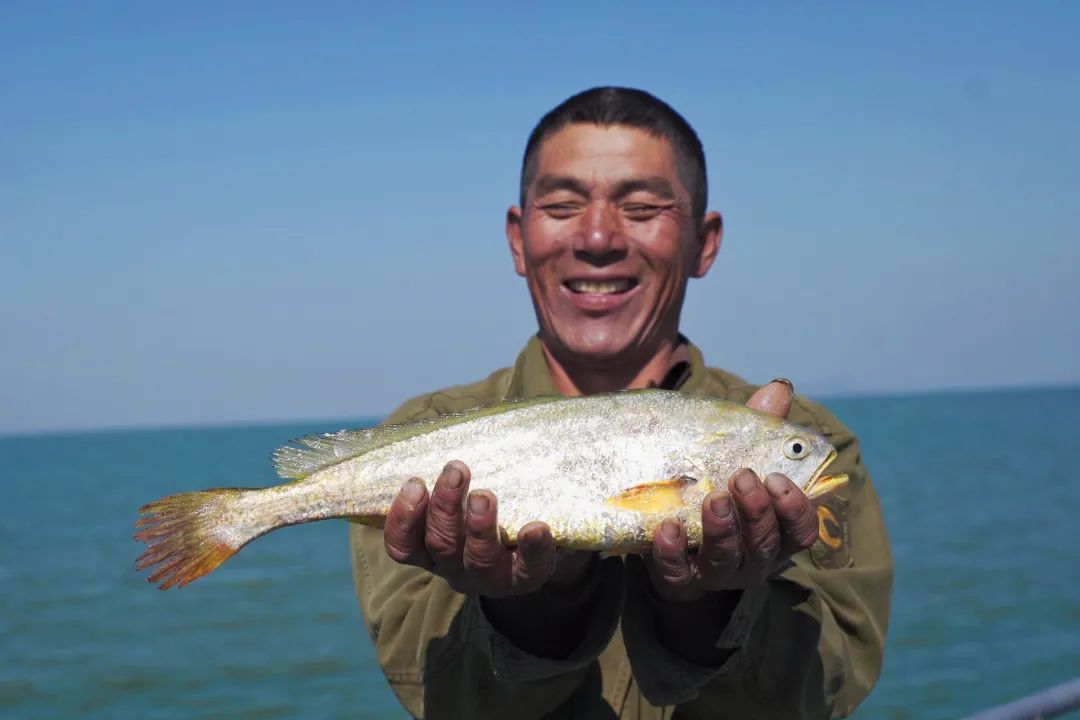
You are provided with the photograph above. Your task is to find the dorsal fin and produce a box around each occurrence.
[271,394,569,479]
[272,417,446,479]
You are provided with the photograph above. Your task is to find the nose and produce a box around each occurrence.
[574,202,627,263]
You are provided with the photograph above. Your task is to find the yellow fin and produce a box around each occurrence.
[606,475,697,514]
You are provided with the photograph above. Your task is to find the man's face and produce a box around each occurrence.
[507,123,721,367]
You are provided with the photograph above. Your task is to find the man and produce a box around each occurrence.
[349,87,892,719]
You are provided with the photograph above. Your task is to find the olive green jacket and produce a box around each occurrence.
[349,337,892,719]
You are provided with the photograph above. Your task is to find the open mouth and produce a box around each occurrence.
[805,449,849,501]
[564,278,639,295]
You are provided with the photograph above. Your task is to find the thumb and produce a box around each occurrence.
[746,378,794,418]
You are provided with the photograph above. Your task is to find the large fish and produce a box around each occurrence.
[134,390,848,590]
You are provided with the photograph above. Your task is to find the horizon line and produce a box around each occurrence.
[3,379,1077,441]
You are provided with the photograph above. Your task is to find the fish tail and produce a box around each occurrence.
[134,488,255,590]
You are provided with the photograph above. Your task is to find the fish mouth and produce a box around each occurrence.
[805,449,849,501]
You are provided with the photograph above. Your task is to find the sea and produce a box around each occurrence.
[2,387,1078,719]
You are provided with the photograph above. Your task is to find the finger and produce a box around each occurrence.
[730,468,782,583]
[765,473,819,559]
[648,519,703,603]
[425,461,470,572]
[696,490,741,583]
[746,378,794,418]
[462,490,513,596]
[510,522,556,594]
[383,478,434,569]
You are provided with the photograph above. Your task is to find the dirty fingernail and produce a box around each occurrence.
[765,473,790,498]
[468,492,489,516]
[710,493,732,519]
[661,520,680,542]
[734,469,759,496]
[442,463,463,490]
[402,479,425,505]
[770,377,794,392]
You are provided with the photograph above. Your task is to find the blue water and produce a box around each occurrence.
[2,388,1078,719]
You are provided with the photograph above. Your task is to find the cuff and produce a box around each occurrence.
[621,555,768,705]
[467,556,625,682]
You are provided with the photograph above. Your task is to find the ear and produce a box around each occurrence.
[506,205,527,277]
[690,210,723,279]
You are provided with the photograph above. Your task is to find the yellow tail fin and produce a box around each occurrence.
[134,488,248,590]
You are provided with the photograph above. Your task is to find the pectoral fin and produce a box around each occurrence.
[606,475,698,514]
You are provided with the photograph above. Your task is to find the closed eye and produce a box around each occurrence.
[623,204,661,218]
[540,202,582,218]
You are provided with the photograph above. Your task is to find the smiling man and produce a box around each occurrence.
[349,87,892,719]
[509,121,716,396]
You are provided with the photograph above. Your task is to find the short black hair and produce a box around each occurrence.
[520,87,708,220]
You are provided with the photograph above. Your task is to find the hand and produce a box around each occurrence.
[382,460,593,598]
[646,379,821,604]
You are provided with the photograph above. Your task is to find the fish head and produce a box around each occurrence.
[762,418,848,499]
[712,409,848,501]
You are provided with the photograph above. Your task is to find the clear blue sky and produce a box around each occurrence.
[2,2,1077,434]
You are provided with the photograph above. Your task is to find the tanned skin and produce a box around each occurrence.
[381,125,819,663]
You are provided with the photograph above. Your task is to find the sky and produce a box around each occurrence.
[1,2,1077,435]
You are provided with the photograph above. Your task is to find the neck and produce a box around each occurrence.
[539,336,688,396]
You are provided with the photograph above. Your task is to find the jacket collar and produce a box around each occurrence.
[503,334,711,401]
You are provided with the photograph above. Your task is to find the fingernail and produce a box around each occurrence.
[734,469,759,496]
[442,463,463,490]
[710,493,732,519]
[522,524,546,545]
[661,520,680,542]
[765,473,790,499]
[402,479,425,505]
[770,377,794,393]
[468,492,489,516]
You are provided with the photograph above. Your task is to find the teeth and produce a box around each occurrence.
[568,279,633,294]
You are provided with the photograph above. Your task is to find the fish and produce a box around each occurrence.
[134,389,848,590]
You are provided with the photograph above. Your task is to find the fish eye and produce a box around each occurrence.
[784,435,812,460]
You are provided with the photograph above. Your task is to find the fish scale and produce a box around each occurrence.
[133,390,848,590]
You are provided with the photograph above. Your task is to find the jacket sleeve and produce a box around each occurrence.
[621,397,893,718]
[348,397,624,720]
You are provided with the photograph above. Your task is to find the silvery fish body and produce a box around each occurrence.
[134,390,846,589]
